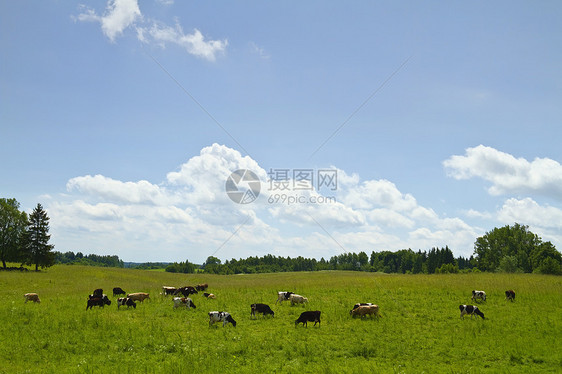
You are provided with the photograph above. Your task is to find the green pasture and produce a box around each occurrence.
[0,266,560,373]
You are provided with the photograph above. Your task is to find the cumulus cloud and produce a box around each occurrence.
[75,0,227,61]
[48,143,490,261]
[444,145,562,199]
[498,198,562,229]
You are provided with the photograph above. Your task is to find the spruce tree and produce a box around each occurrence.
[22,203,55,271]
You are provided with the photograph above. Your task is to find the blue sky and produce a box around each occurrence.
[2,1,562,263]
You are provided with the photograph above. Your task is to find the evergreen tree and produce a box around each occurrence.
[22,204,55,271]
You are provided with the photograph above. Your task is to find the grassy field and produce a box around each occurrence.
[0,266,561,373]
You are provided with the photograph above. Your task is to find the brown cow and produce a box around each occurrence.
[350,305,380,318]
[505,290,515,302]
[127,292,150,302]
[195,283,208,291]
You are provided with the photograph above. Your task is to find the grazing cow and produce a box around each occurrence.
[471,290,486,302]
[92,288,103,298]
[459,305,485,319]
[161,286,177,296]
[178,286,198,297]
[173,297,197,309]
[24,293,40,303]
[127,292,150,302]
[86,295,111,310]
[289,294,308,306]
[117,297,136,309]
[276,291,294,304]
[350,303,373,314]
[195,283,209,291]
[113,287,126,297]
[295,311,321,327]
[505,290,515,302]
[350,305,380,318]
[208,311,237,327]
[203,293,216,299]
[251,303,275,318]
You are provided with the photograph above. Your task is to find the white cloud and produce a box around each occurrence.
[498,198,562,229]
[75,0,227,61]
[77,0,141,42]
[444,145,562,199]
[48,143,488,261]
[143,23,227,61]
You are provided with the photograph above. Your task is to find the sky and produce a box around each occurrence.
[1,1,562,263]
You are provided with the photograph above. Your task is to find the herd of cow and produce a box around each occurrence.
[23,286,517,326]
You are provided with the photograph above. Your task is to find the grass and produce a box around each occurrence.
[0,266,561,373]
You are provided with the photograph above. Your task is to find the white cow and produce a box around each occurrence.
[289,294,308,306]
[173,297,196,309]
[208,311,237,327]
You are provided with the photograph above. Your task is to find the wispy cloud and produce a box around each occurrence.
[75,0,227,61]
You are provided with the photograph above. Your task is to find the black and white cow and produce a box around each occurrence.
[86,295,111,310]
[295,311,321,327]
[208,311,236,327]
[178,286,198,297]
[505,290,515,302]
[459,304,485,319]
[117,297,136,309]
[113,287,126,297]
[173,297,196,309]
[251,303,274,318]
[276,291,294,304]
[471,290,486,302]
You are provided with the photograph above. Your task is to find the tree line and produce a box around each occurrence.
[168,247,473,275]
[0,198,55,271]
[54,251,124,268]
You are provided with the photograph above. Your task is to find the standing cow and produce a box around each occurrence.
[350,305,380,318]
[24,293,40,303]
[208,311,236,327]
[505,290,515,302]
[289,294,308,306]
[117,297,136,309]
[295,311,321,327]
[276,291,294,304]
[459,305,485,319]
[471,290,486,302]
[178,286,198,297]
[173,297,196,309]
[127,292,150,302]
[113,287,126,297]
[251,303,275,318]
[86,295,111,310]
